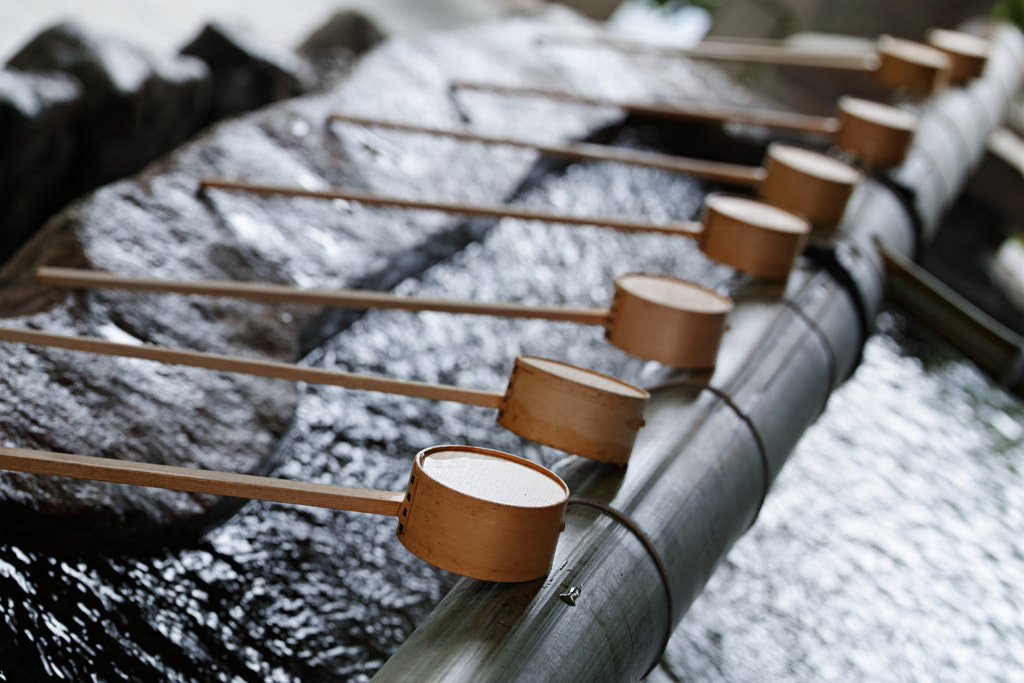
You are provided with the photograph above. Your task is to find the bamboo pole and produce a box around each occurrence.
[0,326,504,409]
[198,177,710,235]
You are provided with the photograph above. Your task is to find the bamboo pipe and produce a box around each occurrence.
[36,267,732,367]
[200,142,855,228]
[0,327,648,465]
[539,33,955,95]
[0,444,569,583]
[446,84,920,169]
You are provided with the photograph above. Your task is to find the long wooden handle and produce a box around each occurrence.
[0,446,405,516]
[36,266,610,326]
[329,113,767,184]
[449,81,839,136]
[538,34,879,71]
[0,326,505,409]
[199,178,704,237]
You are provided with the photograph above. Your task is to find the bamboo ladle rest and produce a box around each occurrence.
[0,443,568,583]
[539,33,954,95]
[37,268,733,369]
[443,85,920,169]
[0,326,647,465]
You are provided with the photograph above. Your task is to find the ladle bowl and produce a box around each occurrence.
[926,28,990,85]
[874,35,952,95]
[759,143,864,227]
[606,273,733,370]
[700,194,811,279]
[498,355,649,465]
[834,97,919,168]
[397,444,569,582]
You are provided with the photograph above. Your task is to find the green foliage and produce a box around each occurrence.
[993,0,1024,29]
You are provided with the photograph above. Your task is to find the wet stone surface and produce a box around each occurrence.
[0,11,383,266]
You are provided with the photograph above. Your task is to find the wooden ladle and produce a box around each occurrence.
[199,166,829,262]
[335,94,919,169]
[0,443,568,583]
[0,327,647,464]
[540,33,954,95]
[37,269,733,369]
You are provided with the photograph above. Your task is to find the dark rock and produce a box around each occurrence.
[1,22,213,267]
[0,68,83,264]
[8,22,212,195]
[298,10,388,83]
[298,10,386,58]
[181,21,317,122]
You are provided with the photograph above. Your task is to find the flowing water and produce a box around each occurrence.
[2,138,1023,681]
[655,317,1024,682]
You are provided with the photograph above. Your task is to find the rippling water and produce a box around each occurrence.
[655,317,1024,682]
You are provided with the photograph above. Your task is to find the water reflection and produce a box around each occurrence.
[654,323,1024,682]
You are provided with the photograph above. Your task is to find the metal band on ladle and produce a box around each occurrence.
[0,444,569,583]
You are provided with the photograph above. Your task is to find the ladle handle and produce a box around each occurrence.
[539,34,879,71]
[0,446,405,516]
[330,113,767,184]
[35,267,611,326]
[0,327,505,409]
[448,81,839,136]
[199,178,703,238]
